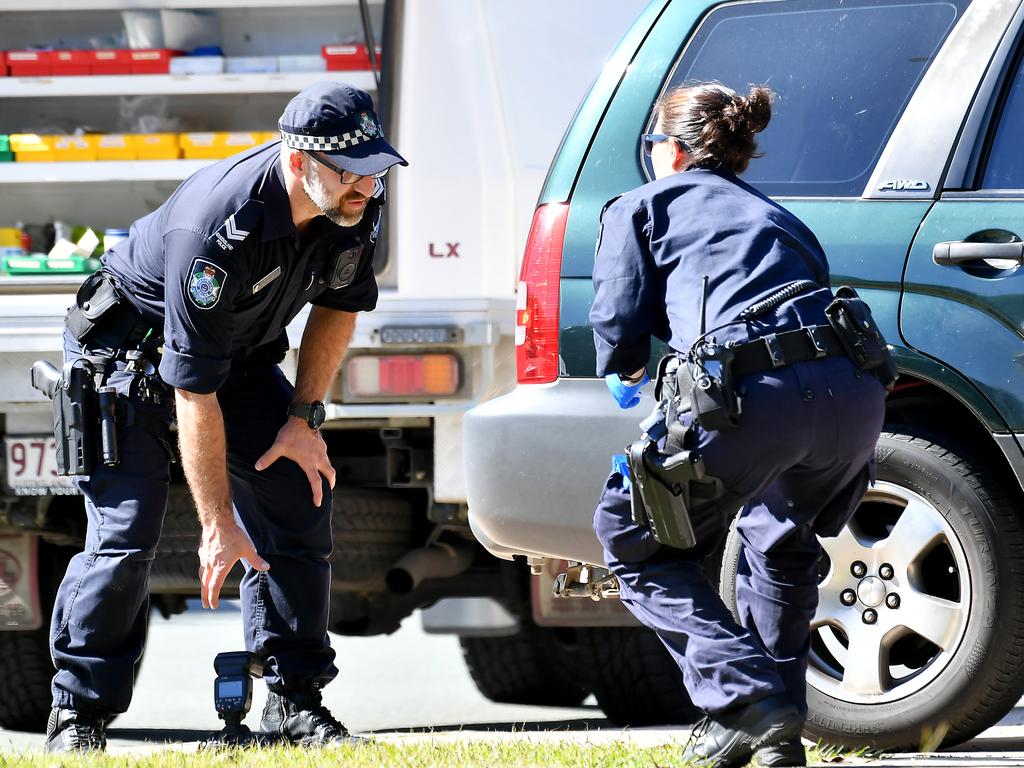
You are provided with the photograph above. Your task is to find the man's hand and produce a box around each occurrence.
[199,519,269,610]
[255,417,337,506]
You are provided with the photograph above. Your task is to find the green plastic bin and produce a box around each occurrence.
[0,135,12,162]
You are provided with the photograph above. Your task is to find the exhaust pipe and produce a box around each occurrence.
[386,542,474,594]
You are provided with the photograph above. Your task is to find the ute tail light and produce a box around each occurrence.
[516,203,569,384]
[345,353,461,398]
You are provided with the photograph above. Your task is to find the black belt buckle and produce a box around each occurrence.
[762,334,786,368]
[806,326,830,359]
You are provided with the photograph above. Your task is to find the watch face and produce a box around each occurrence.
[310,401,327,428]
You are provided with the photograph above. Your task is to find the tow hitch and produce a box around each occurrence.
[552,561,620,601]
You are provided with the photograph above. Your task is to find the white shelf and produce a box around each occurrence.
[0,159,212,183]
[0,70,375,97]
[0,0,372,9]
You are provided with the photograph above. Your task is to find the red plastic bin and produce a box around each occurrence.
[7,51,52,77]
[52,50,91,76]
[90,50,132,75]
[0,52,7,77]
[322,44,371,71]
[130,49,180,74]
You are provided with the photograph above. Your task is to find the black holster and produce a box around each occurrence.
[47,359,98,476]
[625,356,727,551]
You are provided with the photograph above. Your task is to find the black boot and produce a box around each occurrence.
[44,707,107,753]
[260,690,358,746]
[757,738,807,767]
[681,695,802,768]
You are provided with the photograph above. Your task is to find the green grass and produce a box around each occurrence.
[0,741,852,768]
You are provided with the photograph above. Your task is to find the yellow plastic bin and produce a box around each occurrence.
[53,135,100,162]
[223,132,260,156]
[97,134,136,161]
[135,134,181,160]
[10,134,56,162]
[180,132,225,160]
[259,131,279,144]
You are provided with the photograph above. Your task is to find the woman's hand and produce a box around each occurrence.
[255,417,337,506]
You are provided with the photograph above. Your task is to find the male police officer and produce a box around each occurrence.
[45,82,406,752]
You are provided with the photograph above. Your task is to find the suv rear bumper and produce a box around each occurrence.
[465,377,653,565]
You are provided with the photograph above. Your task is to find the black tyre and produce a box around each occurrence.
[577,626,701,725]
[719,429,1024,750]
[0,541,74,732]
[460,622,590,707]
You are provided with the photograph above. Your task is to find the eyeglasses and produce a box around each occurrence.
[640,133,691,156]
[306,151,390,185]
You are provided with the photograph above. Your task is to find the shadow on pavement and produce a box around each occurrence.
[371,716,615,734]
[107,728,218,744]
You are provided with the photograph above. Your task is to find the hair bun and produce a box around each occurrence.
[743,86,773,134]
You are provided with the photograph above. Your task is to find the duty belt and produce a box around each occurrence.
[726,324,844,378]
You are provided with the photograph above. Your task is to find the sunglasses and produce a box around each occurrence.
[306,151,390,185]
[640,133,691,156]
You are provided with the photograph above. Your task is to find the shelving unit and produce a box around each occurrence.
[0,0,382,232]
[0,160,210,183]
[2,0,361,9]
[0,71,375,98]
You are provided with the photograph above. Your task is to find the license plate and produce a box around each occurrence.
[4,436,77,495]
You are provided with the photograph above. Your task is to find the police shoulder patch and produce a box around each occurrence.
[187,258,228,310]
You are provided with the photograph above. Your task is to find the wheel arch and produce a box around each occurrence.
[884,370,1024,506]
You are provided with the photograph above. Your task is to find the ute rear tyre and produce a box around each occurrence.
[460,623,590,707]
[576,626,701,726]
[720,429,1024,750]
[0,542,73,732]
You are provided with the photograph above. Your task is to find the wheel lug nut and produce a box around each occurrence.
[840,589,857,606]
[851,561,867,578]
[879,563,894,580]
[863,609,878,625]
[886,593,900,609]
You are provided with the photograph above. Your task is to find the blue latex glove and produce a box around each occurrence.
[604,372,650,409]
[611,453,632,491]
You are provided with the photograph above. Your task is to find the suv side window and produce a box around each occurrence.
[983,51,1024,189]
[645,0,968,197]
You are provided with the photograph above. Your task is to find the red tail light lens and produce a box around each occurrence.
[516,203,569,384]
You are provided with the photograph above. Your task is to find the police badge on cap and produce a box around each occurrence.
[278,82,407,176]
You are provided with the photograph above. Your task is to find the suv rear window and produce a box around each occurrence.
[983,49,1024,190]
[644,0,968,197]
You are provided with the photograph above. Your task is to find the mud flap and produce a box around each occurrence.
[0,533,41,630]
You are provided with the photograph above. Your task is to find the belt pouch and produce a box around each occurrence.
[65,271,131,345]
[825,286,898,389]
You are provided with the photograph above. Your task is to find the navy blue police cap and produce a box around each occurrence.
[279,81,407,176]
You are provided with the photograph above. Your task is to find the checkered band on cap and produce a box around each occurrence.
[280,129,372,151]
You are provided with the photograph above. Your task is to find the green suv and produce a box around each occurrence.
[466,0,1024,751]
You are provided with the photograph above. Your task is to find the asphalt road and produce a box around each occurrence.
[4,603,1024,764]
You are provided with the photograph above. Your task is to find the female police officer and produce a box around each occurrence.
[590,83,887,768]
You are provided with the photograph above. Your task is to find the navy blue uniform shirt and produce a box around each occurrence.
[103,140,380,394]
[591,168,833,377]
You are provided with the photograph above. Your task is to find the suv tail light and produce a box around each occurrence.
[516,203,569,384]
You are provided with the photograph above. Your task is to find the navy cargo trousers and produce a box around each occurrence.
[594,356,886,717]
[50,331,337,716]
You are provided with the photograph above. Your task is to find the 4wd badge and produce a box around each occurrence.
[188,259,228,310]
[878,179,930,192]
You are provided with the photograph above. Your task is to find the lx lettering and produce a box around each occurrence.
[429,242,461,259]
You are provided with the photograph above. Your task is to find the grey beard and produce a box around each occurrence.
[303,170,364,227]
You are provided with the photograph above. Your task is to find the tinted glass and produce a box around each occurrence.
[983,52,1024,189]
[647,0,967,196]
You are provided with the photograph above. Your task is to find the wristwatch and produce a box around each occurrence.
[287,401,326,430]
